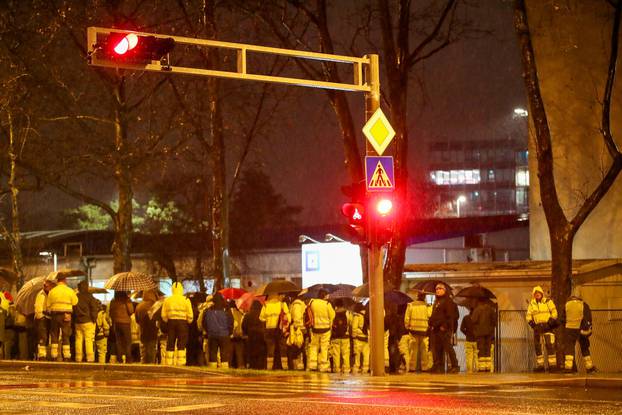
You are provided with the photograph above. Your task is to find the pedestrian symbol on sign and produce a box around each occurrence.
[365,156,395,192]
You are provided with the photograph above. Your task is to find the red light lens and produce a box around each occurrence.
[113,34,138,55]
[376,198,393,216]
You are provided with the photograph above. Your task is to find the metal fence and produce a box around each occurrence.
[495,309,622,373]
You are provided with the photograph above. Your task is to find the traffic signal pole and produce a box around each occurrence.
[87,28,387,376]
[364,54,386,376]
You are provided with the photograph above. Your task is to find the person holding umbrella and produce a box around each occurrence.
[135,289,159,364]
[46,274,78,361]
[161,282,193,366]
[109,291,134,363]
[428,283,459,373]
[34,280,55,360]
[471,297,497,372]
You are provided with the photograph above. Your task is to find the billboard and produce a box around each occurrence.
[301,242,363,288]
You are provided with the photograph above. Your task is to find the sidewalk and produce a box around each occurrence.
[1,359,621,389]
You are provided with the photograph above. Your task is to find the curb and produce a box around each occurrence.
[1,360,620,388]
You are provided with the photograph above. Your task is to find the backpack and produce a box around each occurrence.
[332,311,348,338]
[304,300,314,329]
[278,303,290,336]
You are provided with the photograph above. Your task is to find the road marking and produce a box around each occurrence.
[33,401,113,409]
[103,384,284,396]
[6,389,175,401]
[151,403,225,412]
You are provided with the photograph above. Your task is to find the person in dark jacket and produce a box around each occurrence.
[135,289,159,364]
[109,291,134,364]
[73,280,99,363]
[428,284,459,373]
[460,305,477,373]
[471,298,496,372]
[203,292,233,368]
[242,300,266,369]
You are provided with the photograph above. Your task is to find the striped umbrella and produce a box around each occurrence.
[104,271,157,291]
[14,276,46,315]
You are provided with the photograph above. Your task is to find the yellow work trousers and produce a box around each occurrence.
[465,341,478,373]
[95,338,107,363]
[75,322,96,363]
[407,334,431,372]
[330,338,351,373]
[308,330,331,372]
[352,338,370,374]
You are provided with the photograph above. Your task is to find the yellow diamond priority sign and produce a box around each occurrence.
[362,108,395,156]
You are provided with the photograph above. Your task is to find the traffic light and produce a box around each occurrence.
[370,194,396,244]
[341,202,367,245]
[91,31,175,67]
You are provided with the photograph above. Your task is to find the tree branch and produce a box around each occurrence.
[570,0,622,232]
[406,0,457,68]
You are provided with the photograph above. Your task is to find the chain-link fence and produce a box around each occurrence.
[496,309,622,373]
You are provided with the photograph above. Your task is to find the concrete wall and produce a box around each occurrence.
[527,0,622,260]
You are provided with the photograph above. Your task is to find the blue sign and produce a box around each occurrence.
[365,156,394,192]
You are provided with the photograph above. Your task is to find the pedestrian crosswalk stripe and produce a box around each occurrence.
[151,403,225,412]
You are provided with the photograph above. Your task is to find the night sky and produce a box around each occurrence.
[14,1,527,230]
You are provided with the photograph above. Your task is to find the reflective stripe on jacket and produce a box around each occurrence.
[46,284,78,313]
[404,300,431,332]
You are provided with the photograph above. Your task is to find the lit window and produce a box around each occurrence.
[516,168,529,186]
[430,169,481,186]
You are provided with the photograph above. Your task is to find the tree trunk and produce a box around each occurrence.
[549,230,573,310]
[7,112,25,288]
[112,76,133,273]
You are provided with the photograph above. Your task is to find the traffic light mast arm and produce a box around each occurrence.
[87,27,371,93]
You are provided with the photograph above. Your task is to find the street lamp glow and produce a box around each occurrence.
[513,107,528,117]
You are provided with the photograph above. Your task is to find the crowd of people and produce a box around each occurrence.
[0,278,596,374]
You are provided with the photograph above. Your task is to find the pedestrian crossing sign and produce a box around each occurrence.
[365,156,394,192]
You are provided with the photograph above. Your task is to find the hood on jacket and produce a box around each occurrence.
[532,286,545,297]
[142,289,158,303]
[172,282,184,296]
[77,280,89,294]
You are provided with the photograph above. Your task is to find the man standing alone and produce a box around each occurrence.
[428,284,459,373]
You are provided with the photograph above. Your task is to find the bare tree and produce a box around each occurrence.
[514,0,622,306]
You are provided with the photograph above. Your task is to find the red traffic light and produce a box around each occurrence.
[375,198,393,216]
[341,203,365,223]
[113,33,139,55]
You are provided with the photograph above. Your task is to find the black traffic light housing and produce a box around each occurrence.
[93,32,175,67]
[369,193,396,245]
[341,202,367,245]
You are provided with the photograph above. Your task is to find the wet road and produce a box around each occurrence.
[0,366,621,414]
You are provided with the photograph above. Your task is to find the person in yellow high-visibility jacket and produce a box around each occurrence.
[351,303,369,374]
[403,292,432,372]
[260,293,290,370]
[307,289,335,372]
[46,274,78,361]
[526,286,558,372]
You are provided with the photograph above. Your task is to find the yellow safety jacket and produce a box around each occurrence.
[526,286,557,324]
[46,283,78,313]
[289,299,306,329]
[565,298,584,329]
[34,290,49,320]
[310,298,335,330]
[161,282,193,323]
[404,300,432,333]
[351,312,367,340]
[260,298,290,330]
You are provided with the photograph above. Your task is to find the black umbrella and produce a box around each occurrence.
[384,290,413,306]
[455,285,496,299]
[300,283,337,299]
[257,280,300,295]
[412,280,452,294]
